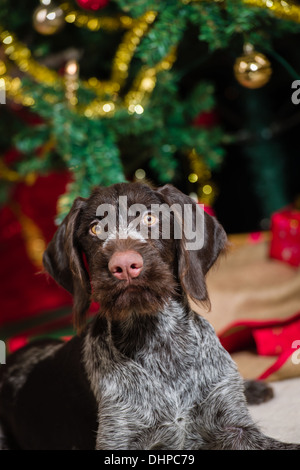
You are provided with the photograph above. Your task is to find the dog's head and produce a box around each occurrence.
[43,182,227,332]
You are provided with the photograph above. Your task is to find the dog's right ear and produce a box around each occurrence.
[43,197,91,333]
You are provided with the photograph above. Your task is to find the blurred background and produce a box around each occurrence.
[0,0,300,349]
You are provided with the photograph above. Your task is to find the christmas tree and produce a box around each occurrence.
[0,0,300,232]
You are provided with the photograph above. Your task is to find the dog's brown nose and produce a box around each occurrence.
[108,250,143,281]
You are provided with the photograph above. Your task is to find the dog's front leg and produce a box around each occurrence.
[95,418,132,450]
[198,377,300,450]
[94,377,158,450]
[95,402,150,450]
[203,424,300,450]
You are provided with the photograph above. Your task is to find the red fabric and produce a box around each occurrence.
[203,205,215,217]
[9,104,44,126]
[75,0,109,10]
[219,312,300,354]
[3,147,22,165]
[219,324,255,353]
[270,208,300,267]
[0,171,73,327]
[5,302,100,354]
[193,111,219,129]
[252,317,300,357]
[258,349,296,381]
[219,312,300,380]
[8,336,28,353]
[6,313,74,353]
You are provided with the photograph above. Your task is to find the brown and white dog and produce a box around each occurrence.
[0,183,299,450]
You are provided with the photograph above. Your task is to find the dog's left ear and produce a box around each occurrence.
[43,197,90,333]
[157,184,227,306]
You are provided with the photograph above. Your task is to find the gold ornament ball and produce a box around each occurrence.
[234,51,272,89]
[33,3,64,35]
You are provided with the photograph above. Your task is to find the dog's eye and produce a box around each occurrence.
[143,213,157,226]
[90,223,102,237]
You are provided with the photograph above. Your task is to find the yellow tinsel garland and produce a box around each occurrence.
[79,47,177,118]
[0,159,36,184]
[187,149,216,206]
[187,0,300,23]
[0,10,161,115]
[59,2,133,31]
[242,0,300,23]
[60,0,300,28]
[0,45,177,119]
[0,9,178,118]
[9,202,46,269]
[0,12,156,97]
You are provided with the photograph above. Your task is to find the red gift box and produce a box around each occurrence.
[269,208,300,267]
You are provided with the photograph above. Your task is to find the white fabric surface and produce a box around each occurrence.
[248,377,300,444]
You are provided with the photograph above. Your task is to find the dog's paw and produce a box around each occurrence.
[244,379,274,405]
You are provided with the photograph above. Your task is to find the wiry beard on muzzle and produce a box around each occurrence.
[91,259,178,321]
